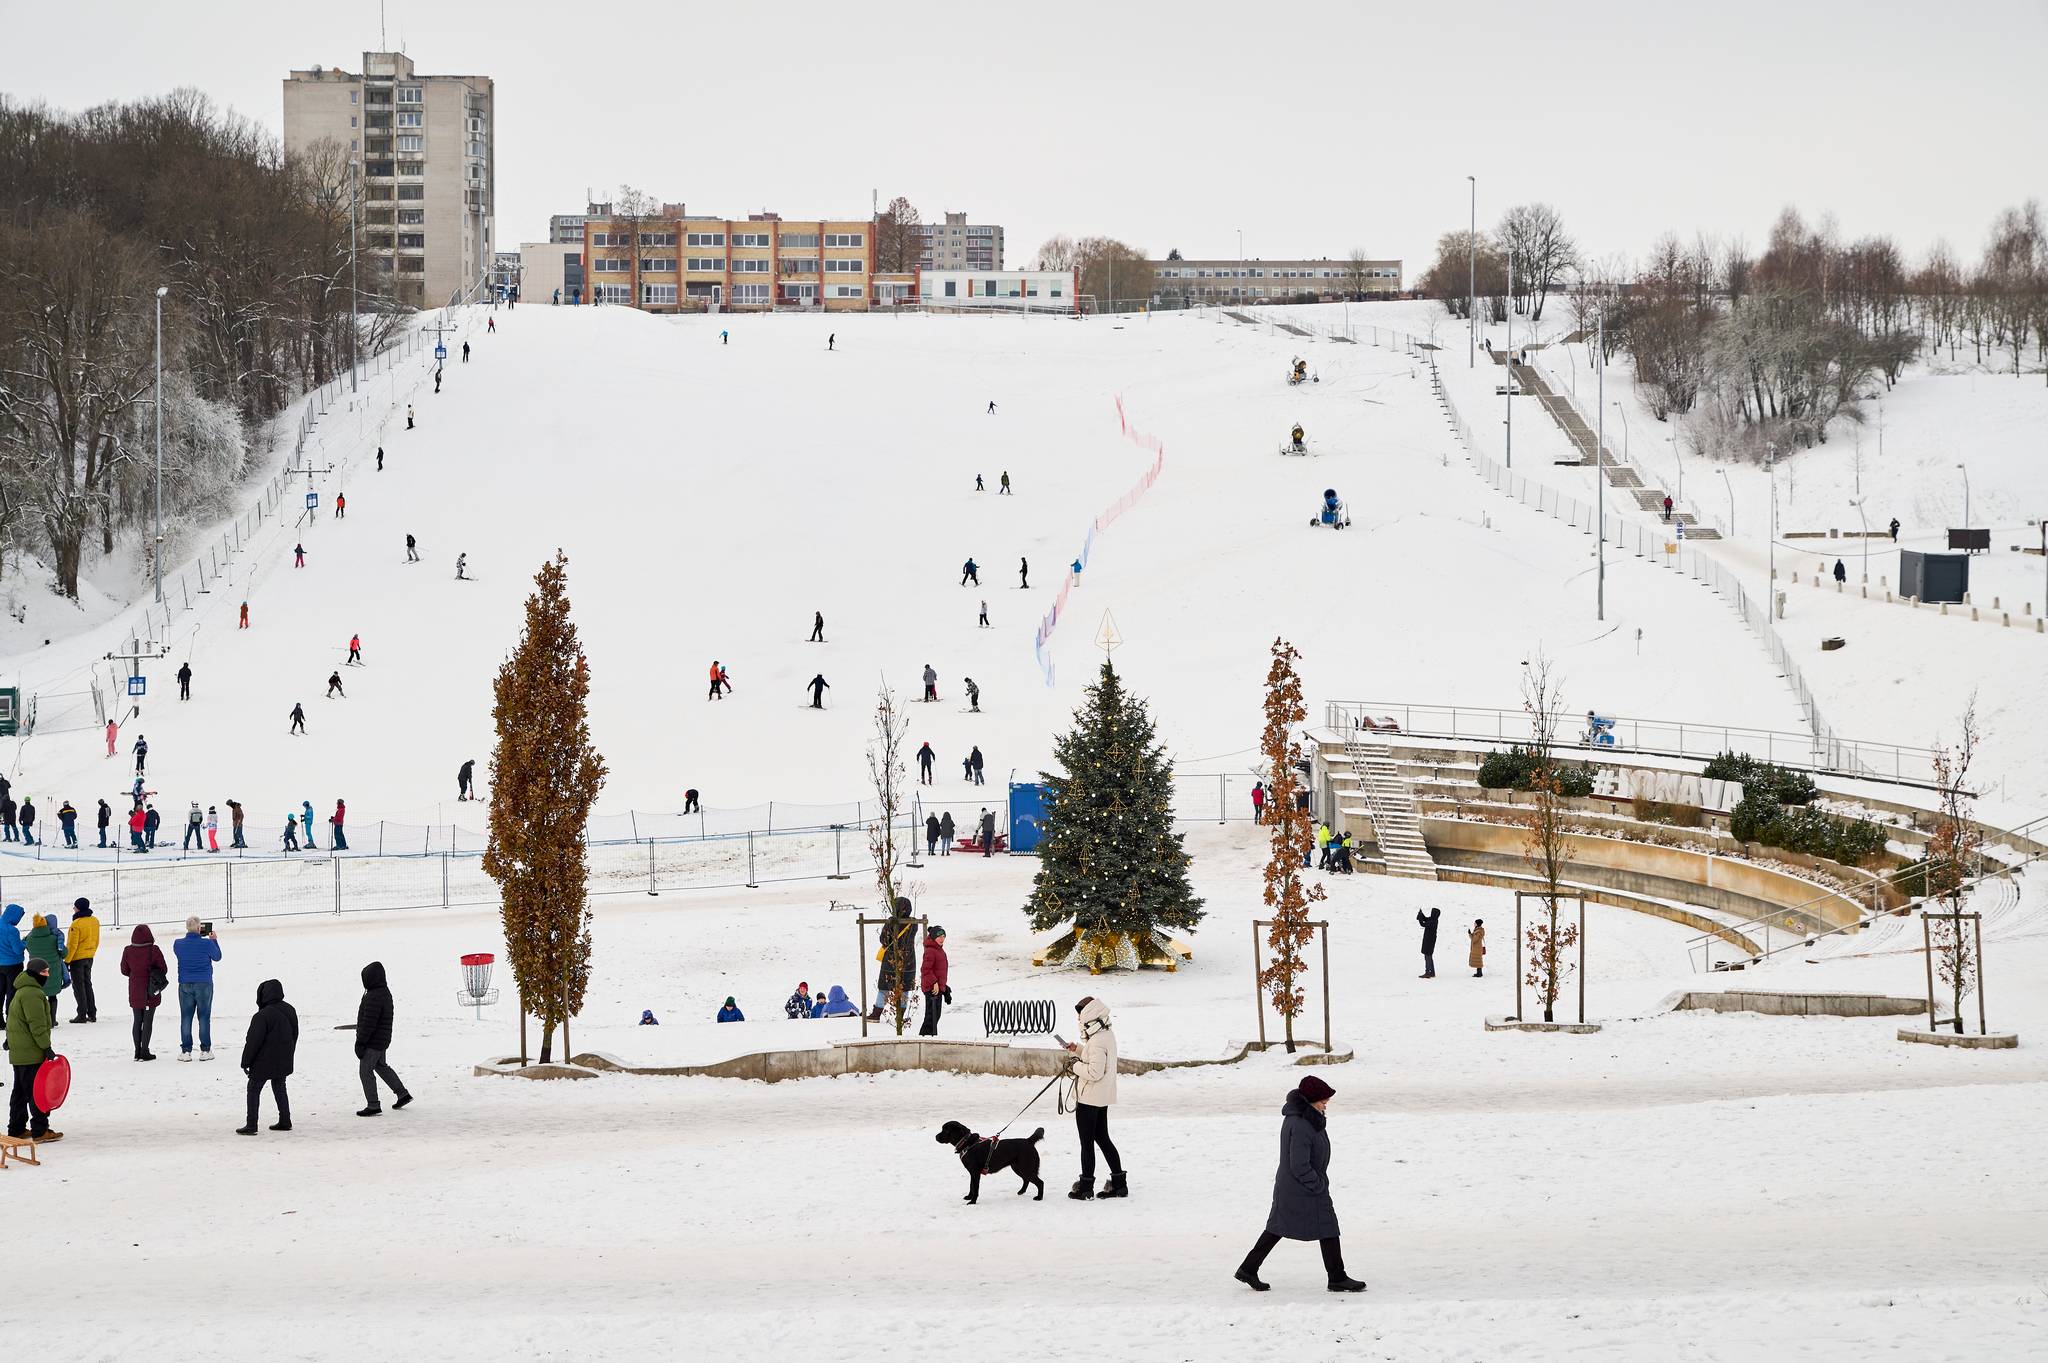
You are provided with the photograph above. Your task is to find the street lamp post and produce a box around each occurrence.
[1669,428,1683,503]
[1467,175,1476,368]
[1849,496,1870,583]
[1505,248,1514,469]
[1720,470,1736,538]
[1596,311,1606,621]
[1611,401,1631,464]
[154,285,167,604]
[349,157,360,395]
[1767,444,1779,603]
[1955,462,1970,530]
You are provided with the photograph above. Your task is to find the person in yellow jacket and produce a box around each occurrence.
[66,898,100,1023]
[1313,823,1331,870]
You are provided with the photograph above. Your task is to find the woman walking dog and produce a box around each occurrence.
[1235,1074,1366,1293]
[1061,996,1127,1200]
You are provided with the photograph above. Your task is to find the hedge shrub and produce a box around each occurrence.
[1702,752,1818,806]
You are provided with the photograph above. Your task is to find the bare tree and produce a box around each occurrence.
[1926,701,1984,1034]
[867,682,915,1035]
[1519,653,1578,1023]
[1497,203,1578,321]
[1344,248,1371,299]
[1035,234,1078,271]
[605,184,662,307]
[874,196,923,274]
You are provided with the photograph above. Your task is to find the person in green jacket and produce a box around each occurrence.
[6,958,59,1141]
[22,915,67,1020]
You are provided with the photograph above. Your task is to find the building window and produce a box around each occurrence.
[823,233,863,248]
[641,258,676,273]
[642,283,678,306]
[597,284,631,304]
[824,259,862,273]
[733,282,770,303]
[397,185,423,200]
[592,258,630,273]
[685,257,724,273]
[398,258,424,273]
[782,282,817,299]
[829,283,863,298]
[733,232,771,248]
[944,280,957,297]
[686,231,725,248]
[399,233,425,249]
[396,135,421,152]
[638,232,676,248]
[398,111,421,127]
[780,233,818,249]
[1050,288,1063,297]
[397,160,423,177]
[779,259,818,274]
[734,258,769,273]
[397,86,423,105]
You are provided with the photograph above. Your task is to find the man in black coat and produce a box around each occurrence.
[355,961,412,1116]
[916,742,936,785]
[979,808,998,857]
[96,798,112,848]
[237,979,298,1135]
[1416,907,1441,979]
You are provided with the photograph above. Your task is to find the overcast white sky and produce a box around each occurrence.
[5,0,2045,273]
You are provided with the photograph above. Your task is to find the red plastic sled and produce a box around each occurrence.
[33,1055,70,1113]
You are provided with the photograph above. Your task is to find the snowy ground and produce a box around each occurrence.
[50,824,2048,1361]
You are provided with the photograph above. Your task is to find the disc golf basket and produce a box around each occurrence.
[458,952,501,1019]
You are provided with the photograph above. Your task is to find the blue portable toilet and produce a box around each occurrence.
[1008,781,1047,854]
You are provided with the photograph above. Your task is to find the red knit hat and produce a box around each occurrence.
[1296,1075,1335,1103]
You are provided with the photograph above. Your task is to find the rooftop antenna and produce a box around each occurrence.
[380,1,386,50]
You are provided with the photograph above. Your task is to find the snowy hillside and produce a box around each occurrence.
[0,303,1822,827]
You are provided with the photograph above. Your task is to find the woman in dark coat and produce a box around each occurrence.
[1235,1075,1366,1293]
[869,897,919,1021]
[237,978,299,1135]
[120,924,168,1060]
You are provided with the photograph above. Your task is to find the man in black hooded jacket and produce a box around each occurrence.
[237,979,298,1134]
[355,961,413,1116]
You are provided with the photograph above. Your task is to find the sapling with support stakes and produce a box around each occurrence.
[1255,638,1326,1053]
[1518,652,1582,1023]
[1923,700,1987,1035]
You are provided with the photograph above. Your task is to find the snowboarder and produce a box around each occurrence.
[96,799,111,848]
[227,799,246,848]
[406,534,419,563]
[918,925,950,1036]
[970,747,985,786]
[979,807,997,856]
[354,961,411,1116]
[236,978,298,1136]
[961,558,979,587]
[707,661,731,700]
[964,678,980,712]
[457,759,476,801]
[1468,919,1486,978]
[922,664,939,703]
[987,400,996,414]
[1232,1075,1364,1293]
[1416,907,1440,978]
[1019,557,1029,588]
[721,330,728,346]
[806,674,830,709]
[916,742,936,784]
[1251,782,1266,824]
[938,810,956,855]
[347,634,363,666]
[978,600,990,628]
[455,554,468,580]
[462,341,471,363]
[1000,471,1012,496]
[376,447,384,472]
[300,801,318,850]
[1061,996,1123,1198]
[682,788,700,814]
[294,543,306,568]
[1833,559,1847,585]
[810,611,825,643]
[134,735,149,774]
[329,800,348,852]
[406,404,415,429]
[334,492,346,519]
[239,601,250,628]
[177,662,193,700]
[326,671,345,699]
[1888,517,1900,542]
[288,703,307,735]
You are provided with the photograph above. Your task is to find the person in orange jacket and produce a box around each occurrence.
[706,661,730,701]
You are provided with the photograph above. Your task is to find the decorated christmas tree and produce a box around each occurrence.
[1027,659,1203,969]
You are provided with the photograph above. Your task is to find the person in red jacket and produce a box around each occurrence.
[1250,781,1267,825]
[329,799,349,852]
[121,924,168,1060]
[127,805,148,853]
[918,925,950,1036]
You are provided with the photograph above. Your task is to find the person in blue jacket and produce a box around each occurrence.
[638,1010,659,1025]
[0,904,26,1004]
[816,984,856,1017]
[173,916,223,1058]
[300,801,318,851]
[715,997,744,1023]
[808,994,828,1019]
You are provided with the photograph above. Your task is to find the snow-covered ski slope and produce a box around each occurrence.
[6,300,1891,824]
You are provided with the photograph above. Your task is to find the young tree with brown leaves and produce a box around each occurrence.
[1520,653,1579,1022]
[483,552,608,1063]
[1256,639,1325,1053]
[1926,702,1985,1034]
[867,681,916,1035]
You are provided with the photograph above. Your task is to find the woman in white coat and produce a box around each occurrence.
[1062,995,1127,1200]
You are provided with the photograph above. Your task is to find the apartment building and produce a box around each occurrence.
[578,205,875,312]
[918,212,1003,272]
[1151,257,1402,306]
[283,51,494,308]
[921,270,1075,312]
[550,203,607,244]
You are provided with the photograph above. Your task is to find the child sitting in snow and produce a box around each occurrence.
[784,983,813,1019]
[639,1010,660,1025]
[716,997,745,1023]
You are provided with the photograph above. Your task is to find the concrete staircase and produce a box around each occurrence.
[1341,732,1439,880]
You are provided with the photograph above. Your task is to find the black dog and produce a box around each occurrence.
[935,1120,1046,1203]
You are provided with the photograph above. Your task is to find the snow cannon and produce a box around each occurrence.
[1314,489,1351,530]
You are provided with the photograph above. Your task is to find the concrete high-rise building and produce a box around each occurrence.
[284,51,495,309]
[918,212,1002,272]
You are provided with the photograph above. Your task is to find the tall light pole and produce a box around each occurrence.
[1720,469,1736,538]
[1504,247,1514,468]
[1467,175,1476,367]
[1596,310,1606,621]
[1955,461,1970,529]
[349,156,360,395]
[1849,496,1870,583]
[1669,427,1683,503]
[1610,401,1631,464]
[154,285,167,604]
[1767,444,1779,601]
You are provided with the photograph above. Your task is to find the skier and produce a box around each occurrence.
[810,610,825,643]
[1416,907,1440,979]
[987,400,996,414]
[347,634,363,666]
[1019,557,1029,588]
[376,447,384,472]
[329,800,349,852]
[294,543,306,568]
[961,558,979,587]
[96,798,111,849]
[227,799,246,848]
[182,801,204,852]
[457,759,476,802]
[1000,471,1012,496]
[455,553,468,581]
[978,600,990,628]
[721,329,728,346]
[134,735,149,774]
[127,805,147,852]
[281,817,299,853]
[462,341,471,363]
[916,742,936,785]
[975,474,985,492]
[487,317,495,333]
[177,661,193,700]
[433,370,441,393]
[205,806,219,853]
[1232,1075,1364,1293]
[970,746,985,787]
[300,801,318,851]
[13,796,30,846]
[143,804,160,849]
[289,703,307,735]
[827,334,835,351]
[334,492,346,519]
[938,810,956,855]
[682,788,700,814]
[58,801,78,849]
[1833,558,1847,585]
[806,674,830,709]
[106,719,119,757]
[406,404,415,430]
[964,678,980,713]
[979,807,997,856]
[406,534,419,563]
[1468,919,1486,978]
[326,671,345,699]
[707,661,730,701]
[922,663,939,703]
[239,601,250,629]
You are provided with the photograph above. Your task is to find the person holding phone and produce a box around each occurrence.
[173,917,222,1060]
[1061,995,1126,1200]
